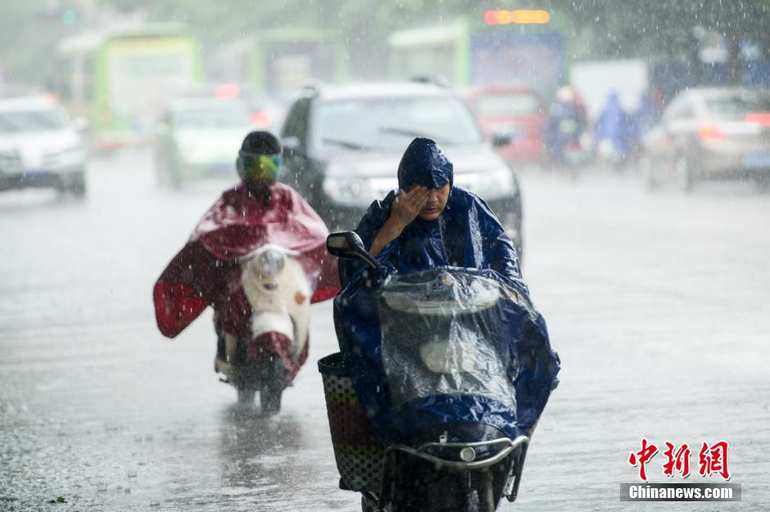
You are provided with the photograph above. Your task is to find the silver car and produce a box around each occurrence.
[0,94,87,196]
[640,87,770,191]
[280,81,524,255]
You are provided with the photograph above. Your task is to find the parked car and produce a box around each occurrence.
[279,81,524,255]
[639,87,770,191]
[0,93,87,196]
[154,85,284,187]
[462,85,547,166]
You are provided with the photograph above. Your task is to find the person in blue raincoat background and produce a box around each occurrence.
[543,86,588,166]
[334,137,559,442]
[593,90,633,163]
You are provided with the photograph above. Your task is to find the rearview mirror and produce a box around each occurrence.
[282,136,301,156]
[492,132,513,147]
[326,231,378,269]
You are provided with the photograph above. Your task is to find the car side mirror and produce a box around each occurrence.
[326,231,378,269]
[282,136,301,156]
[492,132,512,147]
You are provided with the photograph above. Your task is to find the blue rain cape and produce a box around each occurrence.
[333,138,560,442]
[594,92,632,156]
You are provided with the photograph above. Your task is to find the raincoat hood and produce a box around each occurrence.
[191,181,323,260]
[397,138,453,190]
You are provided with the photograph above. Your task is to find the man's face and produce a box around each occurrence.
[415,183,451,221]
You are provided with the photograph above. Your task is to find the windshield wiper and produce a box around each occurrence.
[321,137,371,151]
[379,126,454,145]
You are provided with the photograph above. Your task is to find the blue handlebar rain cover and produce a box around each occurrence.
[334,266,559,443]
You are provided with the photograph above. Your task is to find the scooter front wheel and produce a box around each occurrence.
[260,355,287,415]
[237,387,256,405]
[260,384,283,415]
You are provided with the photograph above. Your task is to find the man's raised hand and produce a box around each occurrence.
[369,186,428,257]
[390,186,428,229]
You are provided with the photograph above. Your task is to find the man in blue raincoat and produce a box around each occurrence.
[336,137,559,441]
[341,137,522,288]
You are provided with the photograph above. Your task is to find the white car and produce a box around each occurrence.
[154,96,254,187]
[0,94,87,196]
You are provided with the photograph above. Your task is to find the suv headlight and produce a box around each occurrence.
[322,176,373,207]
[46,144,86,169]
[484,168,515,199]
[454,168,514,200]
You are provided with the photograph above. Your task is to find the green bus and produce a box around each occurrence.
[388,10,574,100]
[57,24,203,150]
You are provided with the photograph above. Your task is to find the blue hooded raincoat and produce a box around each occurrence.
[334,138,559,442]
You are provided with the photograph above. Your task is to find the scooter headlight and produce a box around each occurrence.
[459,447,477,462]
[256,248,285,279]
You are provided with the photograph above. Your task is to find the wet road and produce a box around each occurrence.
[1,150,769,511]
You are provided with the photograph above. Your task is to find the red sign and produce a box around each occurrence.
[628,439,730,481]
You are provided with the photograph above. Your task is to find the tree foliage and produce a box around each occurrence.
[2,0,769,86]
[551,0,770,80]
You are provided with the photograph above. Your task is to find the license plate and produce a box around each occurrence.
[743,152,770,169]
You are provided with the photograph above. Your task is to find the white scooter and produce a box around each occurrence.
[214,244,311,412]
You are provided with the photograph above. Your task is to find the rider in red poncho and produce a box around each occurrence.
[153,131,338,379]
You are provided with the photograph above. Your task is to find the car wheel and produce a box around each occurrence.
[70,173,87,197]
[639,155,658,191]
[674,154,694,192]
[157,151,182,189]
[57,171,87,199]
[154,152,169,187]
[167,159,182,190]
[237,387,256,405]
[753,173,770,192]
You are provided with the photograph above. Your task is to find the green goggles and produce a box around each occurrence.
[238,151,282,181]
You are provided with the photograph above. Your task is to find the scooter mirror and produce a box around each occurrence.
[326,231,363,255]
[326,231,378,269]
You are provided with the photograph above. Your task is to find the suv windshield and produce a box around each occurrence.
[0,108,69,133]
[314,95,483,151]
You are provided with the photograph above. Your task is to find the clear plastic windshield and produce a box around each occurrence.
[378,269,517,410]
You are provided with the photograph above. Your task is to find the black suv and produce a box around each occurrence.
[279,81,523,255]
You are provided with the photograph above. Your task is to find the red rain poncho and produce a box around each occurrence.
[153,182,338,340]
